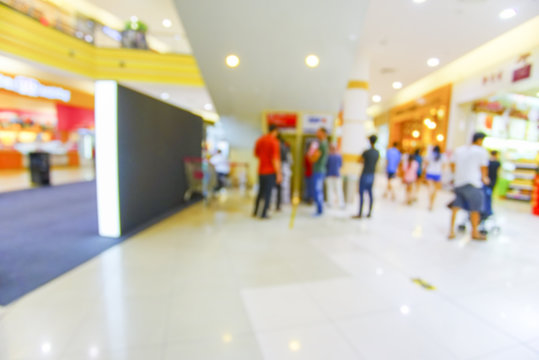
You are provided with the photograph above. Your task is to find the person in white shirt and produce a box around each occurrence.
[210,149,230,192]
[424,145,446,211]
[449,132,490,240]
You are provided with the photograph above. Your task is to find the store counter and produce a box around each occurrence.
[0,150,23,169]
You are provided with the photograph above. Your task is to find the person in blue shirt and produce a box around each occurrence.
[325,144,345,208]
[384,142,401,201]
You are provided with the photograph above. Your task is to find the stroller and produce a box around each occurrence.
[454,186,501,236]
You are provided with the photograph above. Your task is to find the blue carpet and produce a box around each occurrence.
[0,181,121,305]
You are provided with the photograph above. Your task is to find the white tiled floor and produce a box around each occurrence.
[1,185,539,360]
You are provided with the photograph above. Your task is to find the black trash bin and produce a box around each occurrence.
[29,152,51,186]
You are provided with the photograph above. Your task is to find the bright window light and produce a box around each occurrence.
[305,54,320,68]
[95,81,121,238]
[226,54,240,68]
[499,8,516,19]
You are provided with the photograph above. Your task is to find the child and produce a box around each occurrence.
[403,153,419,205]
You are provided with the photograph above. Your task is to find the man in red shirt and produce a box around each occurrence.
[253,125,282,219]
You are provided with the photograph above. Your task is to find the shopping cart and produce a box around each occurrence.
[183,157,216,203]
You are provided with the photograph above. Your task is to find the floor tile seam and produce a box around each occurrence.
[436,291,527,345]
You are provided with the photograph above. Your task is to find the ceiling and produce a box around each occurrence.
[364,0,539,107]
[173,0,370,127]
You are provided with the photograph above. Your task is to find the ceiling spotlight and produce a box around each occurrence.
[372,95,382,103]
[437,134,445,142]
[499,8,516,19]
[160,92,170,100]
[413,0,427,3]
[130,16,138,22]
[226,54,240,68]
[427,57,440,67]
[305,54,320,68]
[162,18,172,28]
[412,130,420,138]
[392,81,403,90]
[204,103,213,111]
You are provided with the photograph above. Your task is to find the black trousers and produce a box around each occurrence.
[253,174,276,218]
[275,184,282,210]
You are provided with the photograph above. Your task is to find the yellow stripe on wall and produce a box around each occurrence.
[0,5,204,86]
[347,80,369,90]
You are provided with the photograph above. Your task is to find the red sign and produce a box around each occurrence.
[266,112,297,129]
[512,64,532,83]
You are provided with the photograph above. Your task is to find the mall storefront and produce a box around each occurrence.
[0,71,95,189]
[448,49,539,209]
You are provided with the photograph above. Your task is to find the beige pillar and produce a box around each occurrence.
[341,56,375,204]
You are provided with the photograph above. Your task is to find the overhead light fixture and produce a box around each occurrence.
[499,8,516,19]
[413,0,427,3]
[412,130,420,138]
[392,81,403,90]
[305,54,320,68]
[204,103,213,111]
[162,18,172,28]
[424,118,437,130]
[130,16,138,22]
[372,95,382,103]
[437,134,445,142]
[427,57,440,67]
[160,92,170,100]
[226,54,240,68]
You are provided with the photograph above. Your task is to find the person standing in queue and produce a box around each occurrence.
[384,142,401,201]
[448,132,490,240]
[353,135,380,219]
[309,128,329,216]
[253,125,282,219]
[326,144,345,208]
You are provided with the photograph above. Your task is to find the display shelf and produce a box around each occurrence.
[509,183,534,190]
[506,193,532,201]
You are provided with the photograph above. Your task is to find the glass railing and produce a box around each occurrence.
[1,0,154,51]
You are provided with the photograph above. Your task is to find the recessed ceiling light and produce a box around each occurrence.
[130,16,138,22]
[160,92,170,100]
[162,19,172,28]
[412,130,420,138]
[305,54,320,68]
[413,0,427,3]
[204,103,213,111]
[392,81,403,90]
[437,134,445,142]
[226,54,240,68]
[372,95,382,103]
[499,8,516,19]
[427,57,440,67]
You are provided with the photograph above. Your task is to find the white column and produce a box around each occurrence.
[341,56,375,204]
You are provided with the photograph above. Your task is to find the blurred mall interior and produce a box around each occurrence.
[0,0,539,359]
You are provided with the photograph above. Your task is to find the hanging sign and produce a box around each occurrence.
[303,114,334,134]
[0,74,71,102]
